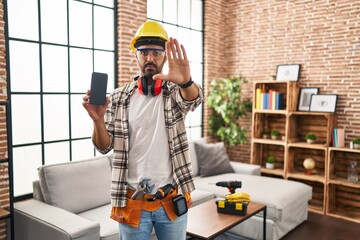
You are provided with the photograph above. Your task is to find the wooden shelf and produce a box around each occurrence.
[260,168,285,177]
[252,138,286,146]
[328,178,360,188]
[288,142,328,150]
[287,172,325,183]
[0,208,10,219]
[253,109,287,115]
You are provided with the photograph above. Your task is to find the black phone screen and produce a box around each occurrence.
[89,72,108,105]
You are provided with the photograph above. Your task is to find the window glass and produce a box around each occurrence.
[9,41,40,92]
[191,0,203,30]
[147,0,163,21]
[94,0,114,8]
[6,0,116,198]
[7,0,39,40]
[72,139,95,161]
[43,94,69,141]
[11,95,41,145]
[178,0,190,28]
[69,48,93,92]
[163,0,177,24]
[44,142,71,165]
[94,6,114,50]
[71,95,92,139]
[13,145,42,196]
[42,44,69,92]
[94,50,115,92]
[69,1,92,48]
[190,31,203,63]
[40,0,68,44]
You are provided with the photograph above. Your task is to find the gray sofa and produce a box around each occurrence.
[14,139,312,240]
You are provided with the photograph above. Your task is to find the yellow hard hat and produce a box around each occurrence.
[130,20,169,52]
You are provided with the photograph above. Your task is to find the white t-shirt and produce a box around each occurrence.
[127,88,173,194]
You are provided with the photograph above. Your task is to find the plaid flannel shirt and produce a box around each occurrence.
[95,80,203,207]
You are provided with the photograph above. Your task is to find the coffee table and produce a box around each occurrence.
[186,199,267,240]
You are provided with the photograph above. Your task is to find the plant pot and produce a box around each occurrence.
[266,162,275,169]
[354,143,360,149]
[271,136,278,140]
[306,139,315,144]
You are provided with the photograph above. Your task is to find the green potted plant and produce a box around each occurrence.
[207,75,252,148]
[305,133,317,144]
[266,155,275,169]
[271,130,280,140]
[352,138,360,149]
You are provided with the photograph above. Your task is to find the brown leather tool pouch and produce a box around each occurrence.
[111,199,143,228]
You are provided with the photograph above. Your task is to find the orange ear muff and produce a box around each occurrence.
[137,76,162,96]
[151,80,163,96]
[137,76,149,95]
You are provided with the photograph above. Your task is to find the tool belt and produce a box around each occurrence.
[111,188,192,228]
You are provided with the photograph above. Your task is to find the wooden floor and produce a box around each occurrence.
[282,211,360,240]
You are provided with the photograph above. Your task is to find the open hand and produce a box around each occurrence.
[153,37,191,85]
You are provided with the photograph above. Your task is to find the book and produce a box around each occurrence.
[336,128,345,147]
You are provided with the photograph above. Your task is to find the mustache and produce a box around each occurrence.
[144,62,157,68]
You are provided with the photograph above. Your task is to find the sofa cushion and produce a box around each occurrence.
[78,204,118,240]
[189,138,206,176]
[38,155,112,214]
[194,141,234,177]
[193,173,312,222]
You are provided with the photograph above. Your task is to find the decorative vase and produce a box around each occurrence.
[306,139,315,144]
[266,162,275,169]
[347,160,358,182]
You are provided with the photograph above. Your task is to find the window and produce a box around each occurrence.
[6,0,116,198]
[147,0,204,140]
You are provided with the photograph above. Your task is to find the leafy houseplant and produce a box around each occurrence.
[353,138,360,149]
[266,155,275,169]
[207,76,252,148]
[306,133,317,144]
[271,130,280,140]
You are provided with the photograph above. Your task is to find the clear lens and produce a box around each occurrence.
[137,48,165,59]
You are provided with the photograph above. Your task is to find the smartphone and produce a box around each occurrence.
[89,72,108,105]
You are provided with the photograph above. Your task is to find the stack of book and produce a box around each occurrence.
[333,128,345,147]
[255,88,284,110]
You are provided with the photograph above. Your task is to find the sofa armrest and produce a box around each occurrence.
[230,161,261,176]
[14,199,100,240]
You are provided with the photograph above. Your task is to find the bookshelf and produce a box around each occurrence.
[251,81,336,215]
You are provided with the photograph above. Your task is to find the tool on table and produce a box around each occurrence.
[215,181,242,194]
[131,178,155,200]
[213,180,250,216]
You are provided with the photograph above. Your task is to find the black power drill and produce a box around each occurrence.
[216,181,242,194]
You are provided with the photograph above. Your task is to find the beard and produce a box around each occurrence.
[141,59,166,77]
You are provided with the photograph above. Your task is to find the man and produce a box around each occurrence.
[82,20,203,240]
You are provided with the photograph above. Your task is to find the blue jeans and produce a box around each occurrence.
[118,207,188,240]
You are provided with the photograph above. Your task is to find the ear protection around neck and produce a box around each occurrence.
[137,75,162,96]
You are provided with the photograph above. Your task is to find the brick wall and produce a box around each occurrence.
[116,0,147,85]
[204,0,360,163]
